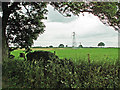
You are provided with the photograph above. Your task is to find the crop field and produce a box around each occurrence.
[11,48,118,65]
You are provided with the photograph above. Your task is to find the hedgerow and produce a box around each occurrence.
[2,52,120,88]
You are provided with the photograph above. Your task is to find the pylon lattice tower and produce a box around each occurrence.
[72,32,76,48]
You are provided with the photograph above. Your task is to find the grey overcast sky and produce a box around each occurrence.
[33,5,118,47]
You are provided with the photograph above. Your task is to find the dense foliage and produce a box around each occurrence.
[6,2,48,49]
[26,51,58,61]
[2,55,120,88]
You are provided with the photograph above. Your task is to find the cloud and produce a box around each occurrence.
[33,6,118,47]
[47,5,78,23]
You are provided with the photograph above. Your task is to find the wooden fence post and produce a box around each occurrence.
[88,54,90,64]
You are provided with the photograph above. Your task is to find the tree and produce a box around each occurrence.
[50,2,120,31]
[78,45,83,48]
[2,2,48,60]
[78,42,83,48]
[2,2,120,60]
[66,45,68,47]
[59,44,64,48]
[49,45,53,48]
[98,42,105,47]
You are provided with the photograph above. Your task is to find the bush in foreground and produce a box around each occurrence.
[2,57,78,88]
[2,57,120,88]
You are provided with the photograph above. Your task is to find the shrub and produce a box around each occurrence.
[2,60,26,88]
[2,56,77,88]
[2,56,120,88]
[26,51,58,61]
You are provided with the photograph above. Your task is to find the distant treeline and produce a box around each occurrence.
[9,46,119,49]
[31,46,118,48]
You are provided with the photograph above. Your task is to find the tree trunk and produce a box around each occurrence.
[2,29,9,62]
[2,2,10,61]
[2,2,20,61]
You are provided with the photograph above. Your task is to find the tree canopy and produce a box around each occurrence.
[59,44,64,48]
[49,45,53,48]
[2,2,120,59]
[78,45,83,48]
[50,2,120,31]
[98,42,105,47]
[3,2,48,50]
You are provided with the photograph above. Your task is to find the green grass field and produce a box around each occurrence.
[11,48,118,65]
